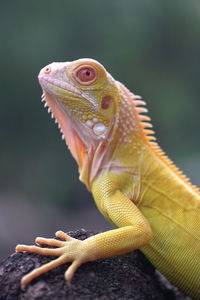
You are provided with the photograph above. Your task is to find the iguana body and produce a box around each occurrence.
[16,59,200,298]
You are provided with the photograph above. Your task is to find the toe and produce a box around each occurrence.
[55,231,74,241]
[16,244,62,256]
[21,255,67,286]
[35,237,63,247]
[64,260,81,283]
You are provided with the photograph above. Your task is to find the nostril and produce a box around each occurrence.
[44,66,51,74]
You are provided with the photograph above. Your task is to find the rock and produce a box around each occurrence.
[0,229,187,300]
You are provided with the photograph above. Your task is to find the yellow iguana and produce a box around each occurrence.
[16,59,200,298]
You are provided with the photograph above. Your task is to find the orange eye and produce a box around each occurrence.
[75,66,97,84]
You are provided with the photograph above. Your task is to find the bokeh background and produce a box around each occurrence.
[1,0,200,259]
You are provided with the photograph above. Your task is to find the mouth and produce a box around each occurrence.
[38,75,82,98]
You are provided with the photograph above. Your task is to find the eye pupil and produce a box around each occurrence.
[75,66,97,84]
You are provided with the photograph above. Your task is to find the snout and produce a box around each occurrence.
[38,62,68,91]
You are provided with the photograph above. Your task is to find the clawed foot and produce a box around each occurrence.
[16,231,88,286]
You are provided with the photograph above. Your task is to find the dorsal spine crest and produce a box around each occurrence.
[118,81,200,195]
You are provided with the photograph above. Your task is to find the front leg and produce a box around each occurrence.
[16,190,152,286]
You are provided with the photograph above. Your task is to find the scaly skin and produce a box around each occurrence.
[16,59,200,298]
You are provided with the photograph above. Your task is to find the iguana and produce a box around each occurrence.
[16,58,200,298]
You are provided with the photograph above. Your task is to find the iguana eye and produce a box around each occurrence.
[75,66,97,84]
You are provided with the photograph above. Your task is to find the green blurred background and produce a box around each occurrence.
[1,0,200,259]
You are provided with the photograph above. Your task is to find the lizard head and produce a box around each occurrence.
[38,59,121,180]
[38,58,119,139]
